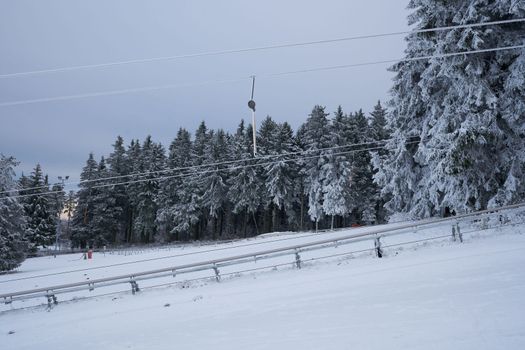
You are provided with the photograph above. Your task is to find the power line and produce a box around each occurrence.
[0,77,247,107]
[1,44,523,108]
[1,140,420,201]
[0,18,523,79]
[266,44,525,77]
[2,137,416,195]
[7,142,409,199]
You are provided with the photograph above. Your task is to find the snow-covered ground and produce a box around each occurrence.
[1,220,524,349]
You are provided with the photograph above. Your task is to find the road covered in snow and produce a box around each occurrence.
[1,223,524,349]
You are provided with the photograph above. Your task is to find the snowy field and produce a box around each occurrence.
[1,219,524,349]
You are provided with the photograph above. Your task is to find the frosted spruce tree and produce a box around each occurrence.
[71,153,98,248]
[132,136,165,243]
[302,105,331,230]
[107,136,131,243]
[349,110,377,223]
[21,164,56,250]
[321,106,353,229]
[90,157,123,246]
[376,0,525,217]
[124,139,142,242]
[263,120,300,231]
[227,121,262,236]
[369,100,389,145]
[0,155,28,271]
[369,100,390,222]
[157,128,199,241]
[200,129,230,238]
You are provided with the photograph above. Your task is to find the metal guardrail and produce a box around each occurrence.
[2,202,524,308]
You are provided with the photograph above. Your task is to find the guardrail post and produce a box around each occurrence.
[46,294,58,308]
[451,225,457,242]
[129,279,140,295]
[375,236,383,258]
[295,249,302,269]
[172,269,177,278]
[213,264,221,282]
[88,283,94,292]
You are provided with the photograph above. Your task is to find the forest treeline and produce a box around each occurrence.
[34,103,388,248]
[10,103,388,248]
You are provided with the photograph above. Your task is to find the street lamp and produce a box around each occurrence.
[248,76,257,156]
[54,175,69,257]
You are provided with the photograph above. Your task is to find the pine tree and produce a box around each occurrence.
[184,121,210,240]
[377,1,525,217]
[228,121,262,236]
[0,155,28,271]
[301,105,331,230]
[107,136,130,243]
[22,164,56,250]
[90,157,122,246]
[125,139,142,242]
[200,129,230,238]
[157,128,199,241]
[369,100,389,145]
[349,109,377,224]
[257,116,280,231]
[321,106,353,229]
[71,154,98,248]
[369,100,390,223]
[132,136,165,243]
[264,121,300,231]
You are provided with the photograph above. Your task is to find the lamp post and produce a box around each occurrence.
[54,175,69,257]
[248,76,257,156]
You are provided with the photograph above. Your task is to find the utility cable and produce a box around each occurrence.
[0,44,523,107]
[0,18,523,79]
[1,137,416,195]
[1,141,419,201]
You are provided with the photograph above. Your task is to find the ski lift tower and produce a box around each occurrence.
[248,76,257,156]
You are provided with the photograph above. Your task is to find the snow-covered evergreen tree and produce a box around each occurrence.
[0,155,28,271]
[21,164,56,249]
[264,121,300,230]
[369,100,390,223]
[227,121,262,236]
[301,105,331,230]
[321,106,353,229]
[132,136,165,243]
[71,154,98,248]
[90,156,123,246]
[377,0,525,217]
[200,129,230,238]
[349,110,377,224]
[107,136,130,243]
[157,128,199,241]
[124,139,142,242]
[369,100,389,144]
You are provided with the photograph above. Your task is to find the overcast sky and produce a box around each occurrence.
[0,0,410,188]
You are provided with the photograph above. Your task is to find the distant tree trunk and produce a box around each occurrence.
[300,193,304,231]
[252,212,259,235]
[272,205,279,232]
